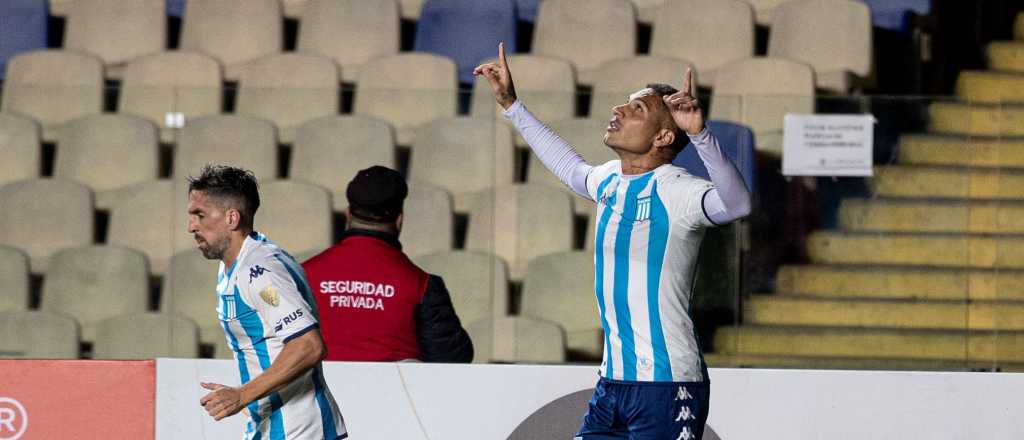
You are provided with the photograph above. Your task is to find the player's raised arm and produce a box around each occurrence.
[664,69,751,224]
[472,42,518,109]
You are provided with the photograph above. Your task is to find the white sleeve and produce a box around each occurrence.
[688,127,752,225]
[503,100,593,199]
[242,259,319,343]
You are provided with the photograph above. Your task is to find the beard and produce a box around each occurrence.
[196,235,230,260]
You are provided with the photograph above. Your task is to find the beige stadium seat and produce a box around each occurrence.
[107,180,180,276]
[413,250,510,326]
[354,53,458,145]
[0,246,29,312]
[0,310,79,359]
[63,0,165,78]
[162,250,221,345]
[463,184,574,280]
[520,251,602,359]
[711,57,814,155]
[118,51,223,143]
[631,0,666,24]
[0,179,93,273]
[290,115,396,212]
[745,0,795,25]
[41,245,149,342]
[399,0,424,19]
[48,0,73,16]
[402,182,454,257]
[54,114,159,210]
[281,0,308,18]
[768,0,872,94]
[0,113,41,186]
[173,115,278,181]
[589,56,694,119]
[1,50,103,141]
[650,0,754,86]
[297,0,400,83]
[180,0,283,80]
[236,53,340,144]
[533,0,636,85]
[408,117,515,205]
[93,313,199,359]
[467,316,566,363]
[526,118,615,217]
[257,180,333,257]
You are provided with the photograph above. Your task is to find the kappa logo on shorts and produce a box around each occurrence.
[677,427,694,440]
[249,265,271,283]
[675,386,693,401]
[675,406,695,422]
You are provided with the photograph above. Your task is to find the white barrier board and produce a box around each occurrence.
[783,114,875,176]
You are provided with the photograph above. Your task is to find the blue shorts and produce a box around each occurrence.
[576,377,710,440]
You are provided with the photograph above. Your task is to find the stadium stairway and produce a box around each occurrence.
[710,12,1024,372]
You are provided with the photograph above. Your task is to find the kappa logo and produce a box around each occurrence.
[675,406,695,422]
[249,265,271,283]
[0,397,28,440]
[675,386,693,401]
[676,427,694,440]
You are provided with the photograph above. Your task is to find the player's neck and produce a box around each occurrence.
[220,229,252,269]
[619,152,667,175]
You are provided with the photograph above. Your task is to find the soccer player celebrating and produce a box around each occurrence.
[474,44,751,440]
[186,165,347,440]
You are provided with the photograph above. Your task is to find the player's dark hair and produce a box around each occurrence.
[646,83,690,154]
[188,165,261,228]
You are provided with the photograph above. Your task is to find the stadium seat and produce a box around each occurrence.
[402,182,455,257]
[173,114,278,181]
[162,250,220,345]
[413,250,510,325]
[1,50,104,141]
[53,114,159,210]
[236,53,340,144]
[107,180,179,276]
[63,0,165,78]
[290,115,396,212]
[467,316,567,363]
[179,0,283,80]
[281,0,308,18]
[532,0,636,85]
[768,0,872,94]
[0,179,93,274]
[0,246,29,312]
[470,54,576,147]
[589,56,695,120]
[525,118,615,216]
[296,0,400,83]
[0,310,79,359]
[519,251,602,359]
[407,117,515,205]
[93,312,200,359]
[861,0,932,31]
[354,53,458,145]
[631,0,667,24]
[0,113,41,186]
[400,0,425,19]
[710,57,814,155]
[650,0,755,86]
[463,184,575,280]
[672,120,757,193]
[41,245,149,342]
[257,180,333,257]
[414,0,517,84]
[118,51,223,143]
[0,0,47,80]
[744,0,796,25]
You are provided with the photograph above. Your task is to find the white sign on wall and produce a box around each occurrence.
[783,114,876,176]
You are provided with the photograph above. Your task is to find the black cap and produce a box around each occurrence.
[346,166,408,223]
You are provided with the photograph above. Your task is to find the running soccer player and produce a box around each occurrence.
[186,165,347,440]
[474,44,751,440]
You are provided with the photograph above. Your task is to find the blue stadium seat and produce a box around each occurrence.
[862,0,930,31]
[516,0,540,22]
[0,0,48,80]
[413,0,517,84]
[672,120,757,193]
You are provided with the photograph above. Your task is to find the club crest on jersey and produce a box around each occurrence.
[249,265,271,283]
[260,286,280,307]
[635,196,652,221]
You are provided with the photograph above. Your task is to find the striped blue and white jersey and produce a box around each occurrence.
[217,232,347,440]
[587,161,715,383]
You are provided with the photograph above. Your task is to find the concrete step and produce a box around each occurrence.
[897,135,1024,168]
[989,42,1024,73]
[806,231,1024,269]
[776,265,1024,301]
[743,295,1024,330]
[705,353,1023,372]
[872,165,1024,200]
[838,198,1024,234]
[713,325,1024,362]
[928,102,1024,136]
[955,70,1024,103]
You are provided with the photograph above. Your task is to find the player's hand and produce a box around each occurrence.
[664,68,705,135]
[199,382,246,421]
[472,42,518,110]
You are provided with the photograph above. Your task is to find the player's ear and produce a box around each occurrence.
[653,127,675,150]
[225,208,241,231]
[395,213,404,233]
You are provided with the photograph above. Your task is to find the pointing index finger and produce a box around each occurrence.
[498,42,509,73]
[682,68,693,97]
